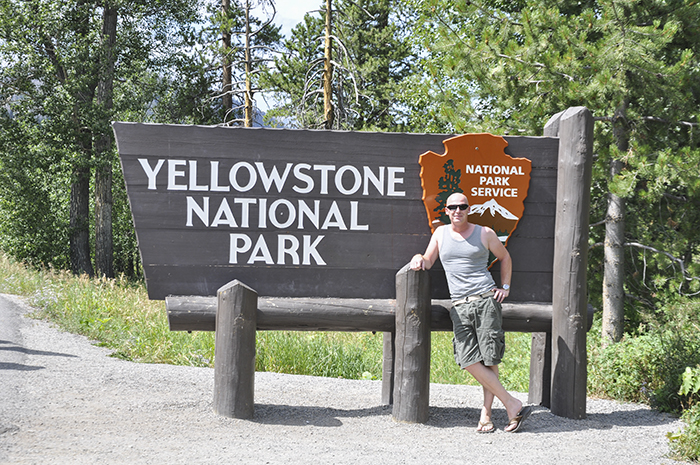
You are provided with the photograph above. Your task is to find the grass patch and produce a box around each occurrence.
[0,253,530,390]
[430,331,531,392]
[256,331,384,379]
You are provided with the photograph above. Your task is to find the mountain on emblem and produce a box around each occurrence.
[470,198,519,220]
[469,199,519,243]
[418,133,532,250]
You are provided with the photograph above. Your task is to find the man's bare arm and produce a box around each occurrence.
[484,227,512,302]
[410,228,441,270]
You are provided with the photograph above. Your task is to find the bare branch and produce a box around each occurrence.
[589,240,700,294]
[624,293,655,309]
[625,242,700,296]
[642,116,668,123]
[625,241,688,275]
[661,193,687,203]
[342,0,376,20]
[250,0,276,35]
[596,115,698,127]
[494,53,575,81]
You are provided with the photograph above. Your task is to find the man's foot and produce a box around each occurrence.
[505,405,533,433]
[477,420,495,433]
[503,399,524,432]
[477,406,495,433]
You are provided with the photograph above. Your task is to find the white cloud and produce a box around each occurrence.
[268,1,323,38]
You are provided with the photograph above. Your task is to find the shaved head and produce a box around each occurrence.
[446,192,468,205]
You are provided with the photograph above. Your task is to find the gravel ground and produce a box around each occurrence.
[0,293,687,464]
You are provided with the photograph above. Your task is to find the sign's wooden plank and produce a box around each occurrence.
[165,295,558,333]
[114,123,558,301]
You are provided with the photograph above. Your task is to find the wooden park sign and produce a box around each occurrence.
[113,107,593,422]
[113,124,556,303]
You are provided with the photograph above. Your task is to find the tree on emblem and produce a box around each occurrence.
[433,159,462,225]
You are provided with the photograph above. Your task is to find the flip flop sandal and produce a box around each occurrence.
[506,405,532,433]
[477,420,495,433]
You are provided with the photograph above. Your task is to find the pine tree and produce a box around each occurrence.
[402,0,700,342]
[261,0,410,130]
[335,0,410,130]
[210,0,281,126]
[0,0,202,276]
[261,10,327,127]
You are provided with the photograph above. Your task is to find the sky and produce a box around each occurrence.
[267,1,323,38]
[250,1,323,113]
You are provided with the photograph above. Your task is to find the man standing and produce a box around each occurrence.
[410,192,531,433]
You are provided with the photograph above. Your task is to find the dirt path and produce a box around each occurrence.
[0,294,685,464]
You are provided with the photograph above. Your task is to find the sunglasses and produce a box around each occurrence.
[446,204,469,211]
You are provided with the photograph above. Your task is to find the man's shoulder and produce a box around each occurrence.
[432,225,446,245]
[433,224,448,235]
[479,224,497,236]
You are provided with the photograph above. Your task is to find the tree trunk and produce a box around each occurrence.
[602,102,628,347]
[244,0,254,127]
[95,5,117,278]
[65,0,94,277]
[323,0,334,129]
[70,163,93,276]
[222,0,233,121]
[95,163,113,277]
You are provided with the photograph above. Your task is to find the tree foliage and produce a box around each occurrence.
[206,0,281,126]
[400,0,700,329]
[2,0,698,325]
[0,0,202,276]
[261,11,326,127]
[262,0,411,130]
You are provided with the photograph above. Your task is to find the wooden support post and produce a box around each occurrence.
[381,331,395,405]
[528,109,566,408]
[392,265,431,423]
[551,107,593,419]
[213,280,258,419]
[528,332,552,407]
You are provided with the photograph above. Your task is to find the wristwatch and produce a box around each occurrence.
[502,284,510,290]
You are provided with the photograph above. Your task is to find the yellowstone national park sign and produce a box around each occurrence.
[113,123,558,302]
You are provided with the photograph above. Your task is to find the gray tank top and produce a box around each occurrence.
[439,225,496,301]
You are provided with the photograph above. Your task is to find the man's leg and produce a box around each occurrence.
[465,361,523,431]
[478,364,497,432]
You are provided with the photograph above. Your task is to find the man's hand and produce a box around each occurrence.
[410,254,425,270]
[493,287,510,303]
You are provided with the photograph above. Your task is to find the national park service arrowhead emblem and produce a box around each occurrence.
[418,134,532,248]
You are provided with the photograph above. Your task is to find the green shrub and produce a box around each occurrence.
[589,332,661,404]
[668,366,700,462]
[588,299,700,413]
[680,366,700,407]
[668,404,700,462]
